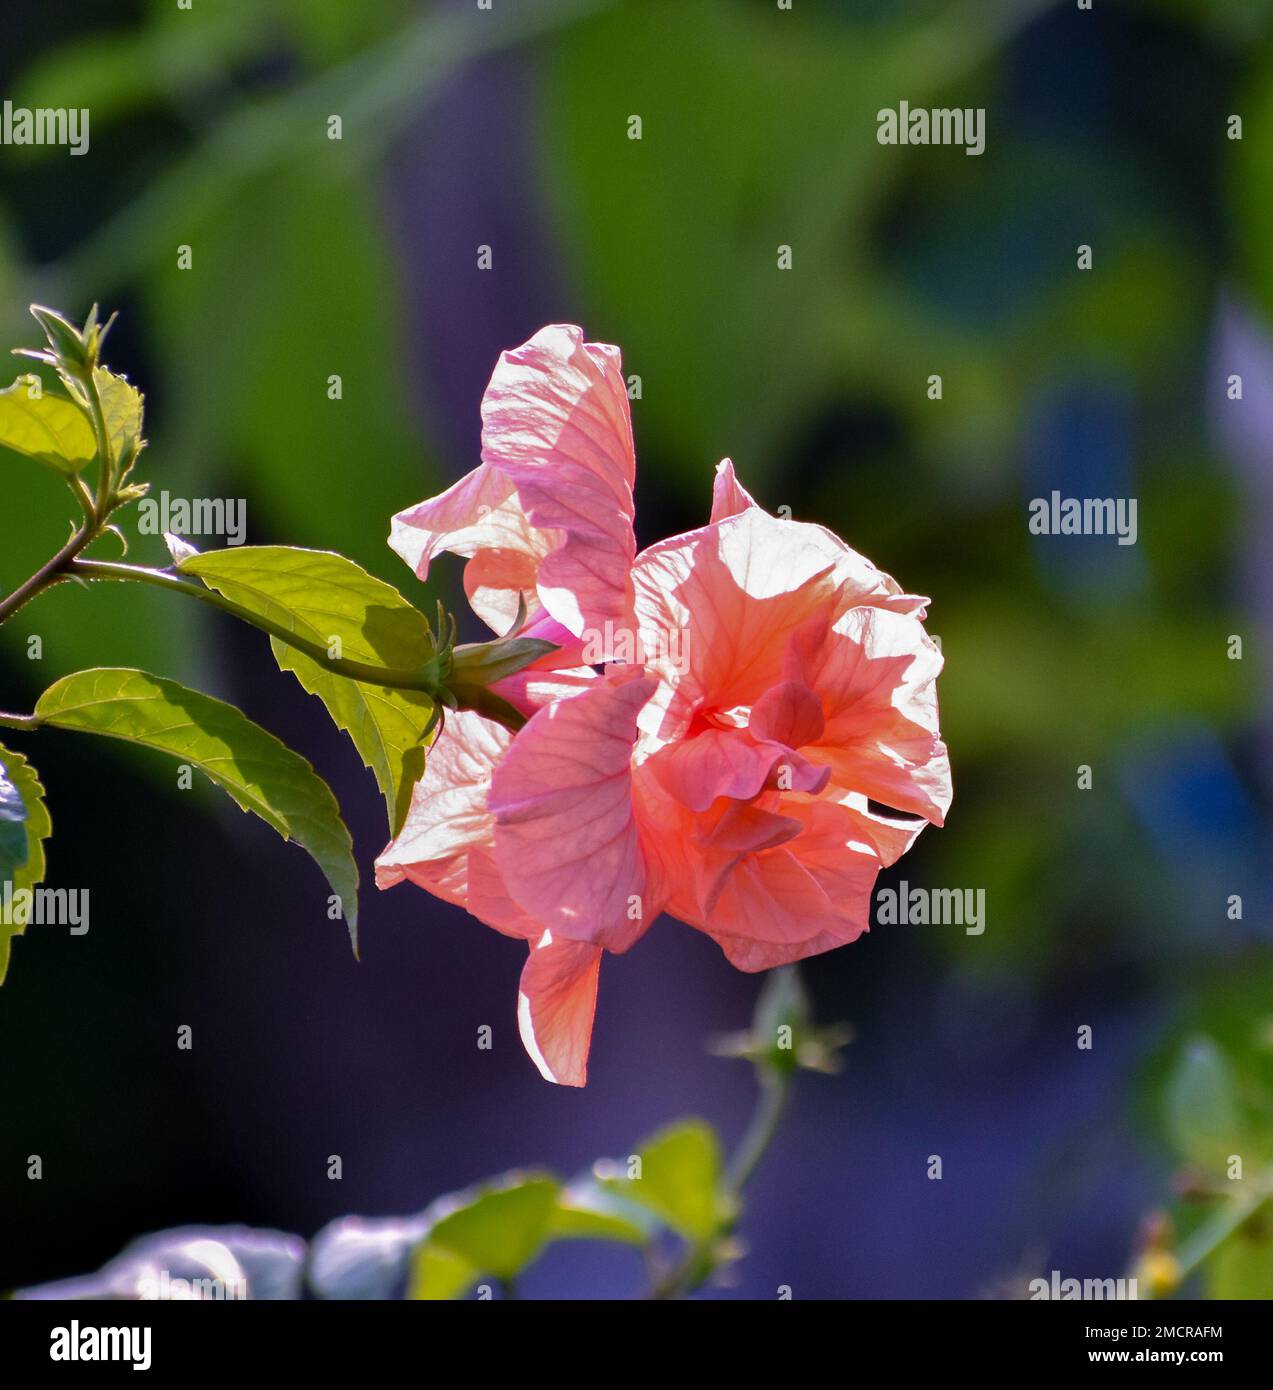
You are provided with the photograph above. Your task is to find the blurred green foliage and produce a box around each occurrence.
[0,0,599,682]
[1159,1021,1273,1297]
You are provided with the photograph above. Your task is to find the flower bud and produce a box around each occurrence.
[24,303,114,375]
[446,635,560,732]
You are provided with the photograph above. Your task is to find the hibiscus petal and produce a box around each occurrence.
[390,325,638,638]
[694,801,805,914]
[375,710,509,889]
[697,800,804,856]
[489,672,658,950]
[466,846,543,939]
[709,457,757,522]
[636,794,879,967]
[462,547,543,633]
[749,679,825,749]
[705,923,858,972]
[649,729,776,811]
[649,727,828,813]
[389,466,550,631]
[634,506,926,744]
[374,711,542,939]
[790,606,952,826]
[833,792,934,869]
[701,807,881,967]
[704,848,865,963]
[481,325,637,638]
[488,664,597,721]
[517,930,603,1087]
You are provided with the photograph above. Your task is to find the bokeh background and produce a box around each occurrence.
[3,0,1273,1298]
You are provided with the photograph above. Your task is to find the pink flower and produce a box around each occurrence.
[389,324,636,653]
[378,326,951,1085]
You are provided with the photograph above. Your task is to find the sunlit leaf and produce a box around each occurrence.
[409,1242,480,1302]
[34,667,358,950]
[181,547,437,835]
[602,1119,734,1243]
[407,1174,560,1299]
[93,366,144,461]
[549,1178,657,1246]
[0,375,96,474]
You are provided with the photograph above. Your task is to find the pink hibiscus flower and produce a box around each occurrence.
[377,325,951,1086]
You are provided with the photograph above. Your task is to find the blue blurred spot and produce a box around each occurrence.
[1024,381,1146,604]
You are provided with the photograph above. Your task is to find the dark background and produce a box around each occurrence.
[3,0,1273,1298]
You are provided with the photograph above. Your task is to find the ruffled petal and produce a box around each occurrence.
[374,710,540,938]
[648,727,828,813]
[633,505,927,747]
[480,325,637,638]
[517,930,603,1087]
[698,804,881,968]
[374,710,508,891]
[789,606,952,827]
[389,325,638,638]
[489,672,659,950]
[748,679,825,749]
[389,466,549,632]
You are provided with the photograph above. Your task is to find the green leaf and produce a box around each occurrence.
[410,1243,480,1302]
[602,1119,735,1243]
[34,667,358,951]
[0,375,96,474]
[93,367,144,461]
[1166,1036,1244,1173]
[1208,1230,1273,1299]
[549,1179,658,1246]
[0,742,52,985]
[180,546,437,835]
[407,1174,560,1299]
[28,305,91,366]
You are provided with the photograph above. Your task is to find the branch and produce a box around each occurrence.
[0,523,96,626]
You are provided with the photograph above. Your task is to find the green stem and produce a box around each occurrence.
[0,522,96,626]
[1148,1183,1273,1298]
[78,367,116,517]
[650,1065,793,1300]
[0,709,40,731]
[69,473,96,526]
[726,1068,791,1194]
[71,559,450,696]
